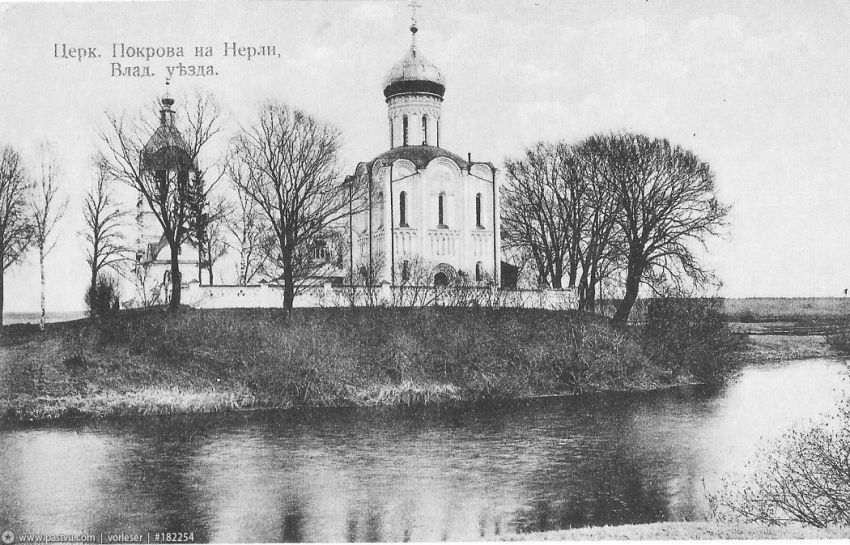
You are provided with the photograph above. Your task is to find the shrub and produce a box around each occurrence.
[85,274,121,317]
[642,296,742,384]
[826,326,850,352]
[711,402,850,528]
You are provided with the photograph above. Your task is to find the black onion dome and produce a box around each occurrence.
[372,145,467,170]
[383,41,446,100]
[141,99,194,171]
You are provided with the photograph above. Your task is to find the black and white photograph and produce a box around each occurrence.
[0,0,849,542]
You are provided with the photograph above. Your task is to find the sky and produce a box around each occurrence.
[1,0,849,312]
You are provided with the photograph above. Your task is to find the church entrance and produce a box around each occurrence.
[434,272,449,287]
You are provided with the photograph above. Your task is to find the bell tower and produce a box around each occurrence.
[383,4,445,149]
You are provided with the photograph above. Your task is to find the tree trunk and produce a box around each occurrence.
[39,244,46,332]
[577,267,589,310]
[613,263,642,324]
[0,268,4,329]
[169,242,181,310]
[282,258,295,310]
[568,259,578,289]
[90,265,98,318]
[586,261,598,313]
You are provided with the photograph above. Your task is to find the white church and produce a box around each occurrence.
[346,19,502,288]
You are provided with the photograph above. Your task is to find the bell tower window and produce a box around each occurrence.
[402,115,409,146]
[422,115,428,145]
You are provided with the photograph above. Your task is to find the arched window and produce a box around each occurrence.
[390,120,394,148]
[438,192,446,227]
[399,191,408,226]
[402,115,409,146]
[436,120,440,147]
[475,193,483,227]
[402,260,410,282]
[422,115,428,145]
[312,239,329,261]
[475,261,483,282]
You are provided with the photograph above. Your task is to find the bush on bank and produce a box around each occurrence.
[642,297,742,384]
[0,305,739,422]
[710,401,850,528]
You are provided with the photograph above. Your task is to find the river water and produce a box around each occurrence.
[0,359,847,542]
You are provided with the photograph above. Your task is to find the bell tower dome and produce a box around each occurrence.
[383,14,444,149]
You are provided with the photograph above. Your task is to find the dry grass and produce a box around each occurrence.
[741,334,835,364]
[0,306,726,423]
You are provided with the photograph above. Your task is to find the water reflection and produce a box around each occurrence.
[0,359,846,542]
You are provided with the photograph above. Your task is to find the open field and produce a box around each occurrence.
[0,307,688,423]
[724,297,850,324]
[502,521,848,540]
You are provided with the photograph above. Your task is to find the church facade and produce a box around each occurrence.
[347,21,502,288]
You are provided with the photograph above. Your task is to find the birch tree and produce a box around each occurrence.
[30,144,67,331]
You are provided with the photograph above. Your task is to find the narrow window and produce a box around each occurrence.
[438,192,446,227]
[402,260,410,282]
[476,261,483,282]
[475,193,482,227]
[390,119,394,148]
[399,191,408,226]
[422,115,428,145]
[313,240,328,261]
[402,115,408,146]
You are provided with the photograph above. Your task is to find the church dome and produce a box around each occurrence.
[141,97,195,171]
[383,26,445,100]
[372,145,467,170]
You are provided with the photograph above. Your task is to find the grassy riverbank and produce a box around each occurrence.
[503,521,848,540]
[0,306,706,423]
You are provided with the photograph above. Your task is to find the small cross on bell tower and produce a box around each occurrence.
[160,79,175,125]
[409,0,421,46]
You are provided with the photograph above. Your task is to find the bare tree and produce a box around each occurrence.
[712,401,850,528]
[231,101,357,309]
[502,142,572,288]
[589,133,728,323]
[223,157,272,285]
[81,163,128,314]
[201,196,231,285]
[30,144,68,331]
[0,145,34,328]
[502,140,620,308]
[570,140,622,311]
[97,92,222,310]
